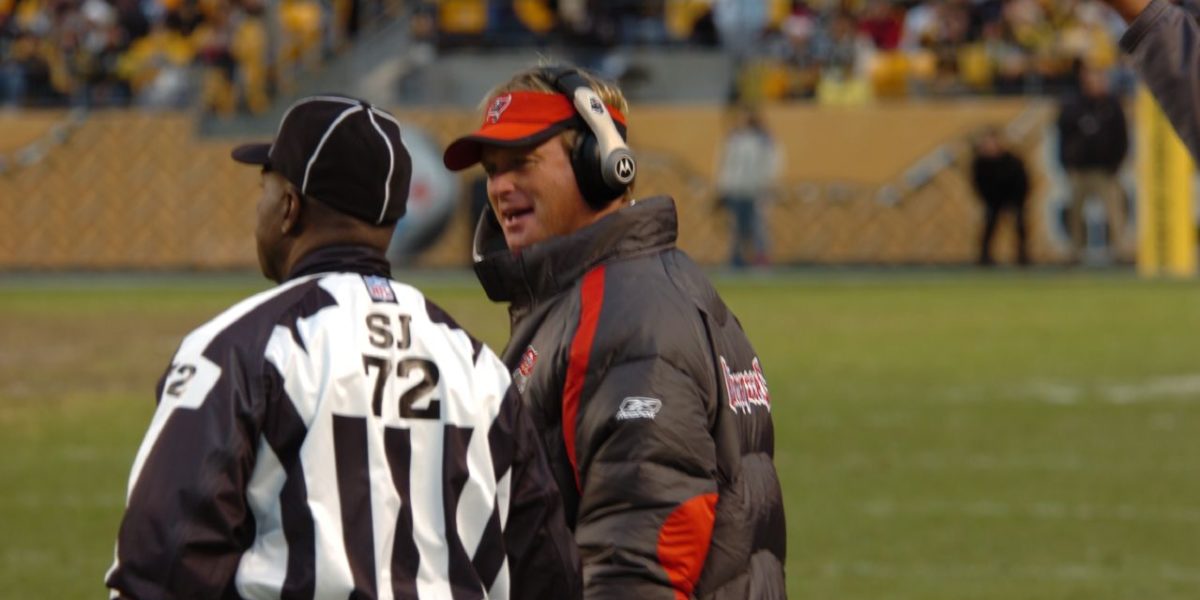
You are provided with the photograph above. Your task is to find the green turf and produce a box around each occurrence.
[3,271,1200,599]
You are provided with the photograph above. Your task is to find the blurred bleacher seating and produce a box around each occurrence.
[0,1,1132,113]
[422,0,1130,103]
[0,0,402,114]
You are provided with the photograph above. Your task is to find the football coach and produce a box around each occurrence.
[443,65,787,599]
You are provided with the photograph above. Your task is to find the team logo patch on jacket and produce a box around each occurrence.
[720,356,771,414]
[362,275,396,303]
[616,396,662,420]
[513,345,538,393]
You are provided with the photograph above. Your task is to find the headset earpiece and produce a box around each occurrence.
[540,66,637,209]
[570,130,610,209]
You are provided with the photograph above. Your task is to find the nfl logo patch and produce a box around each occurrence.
[362,275,396,303]
[513,345,538,393]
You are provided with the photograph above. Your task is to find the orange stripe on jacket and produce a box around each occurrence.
[562,265,606,491]
[657,492,719,599]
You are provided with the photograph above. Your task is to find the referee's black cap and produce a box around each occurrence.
[231,94,412,224]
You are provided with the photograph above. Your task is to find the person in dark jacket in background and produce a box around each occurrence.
[971,127,1031,266]
[1057,63,1130,262]
[1103,0,1200,160]
[443,64,787,599]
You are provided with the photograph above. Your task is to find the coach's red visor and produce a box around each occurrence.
[443,91,627,171]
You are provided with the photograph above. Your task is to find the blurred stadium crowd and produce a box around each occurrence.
[732,0,1128,102]
[0,0,1128,113]
[430,0,1128,102]
[0,0,397,112]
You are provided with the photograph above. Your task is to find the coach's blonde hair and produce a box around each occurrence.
[479,64,629,116]
[480,64,635,201]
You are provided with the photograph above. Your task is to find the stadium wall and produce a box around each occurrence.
[0,99,1061,270]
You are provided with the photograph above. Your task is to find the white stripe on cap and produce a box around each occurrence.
[364,108,396,224]
[270,95,359,156]
[369,107,402,128]
[301,105,364,196]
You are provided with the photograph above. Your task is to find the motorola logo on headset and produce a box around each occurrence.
[615,155,635,183]
[542,66,638,209]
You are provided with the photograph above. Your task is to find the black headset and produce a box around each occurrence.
[540,66,637,209]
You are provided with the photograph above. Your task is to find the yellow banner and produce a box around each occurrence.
[1137,86,1196,277]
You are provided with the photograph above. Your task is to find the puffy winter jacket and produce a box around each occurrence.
[473,196,787,599]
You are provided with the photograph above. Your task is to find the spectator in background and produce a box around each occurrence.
[970,126,1031,266]
[164,0,204,36]
[194,0,238,113]
[778,9,821,98]
[858,0,903,51]
[814,9,867,76]
[714,0,771,59]
[115,0,149,41]
[818,9,877,103]
[72,0,133,107]
[1,26,29,105]
[13,30,69,106]
[716,105,781,267]
[1057,62,1129,262]
[117,18,197,107]
[615,0,667,45]
[979,17,1028,94]
[967,0,1007,40]
[900,0,938,50]
[928,0,971,92]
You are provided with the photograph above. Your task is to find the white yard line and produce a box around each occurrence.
[932,375,1200,406]
[858,499,1200,524]
[818,451,1195,473]
[1025,375,1200,405]
[2,492,124,510]
[815,560,1200,582]
[1103,374,1200,404]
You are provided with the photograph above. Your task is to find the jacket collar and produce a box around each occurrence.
[286,244,392,281]
[473,195,679,305]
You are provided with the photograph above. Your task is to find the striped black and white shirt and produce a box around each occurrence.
[106,246,580,600]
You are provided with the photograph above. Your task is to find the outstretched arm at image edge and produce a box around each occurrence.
[1120,0,1200,159]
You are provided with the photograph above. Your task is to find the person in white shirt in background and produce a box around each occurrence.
[716,106,783,268]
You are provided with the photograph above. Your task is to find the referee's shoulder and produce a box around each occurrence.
[176,274,331,352]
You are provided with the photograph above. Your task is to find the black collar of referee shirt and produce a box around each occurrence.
[286,244,392,281]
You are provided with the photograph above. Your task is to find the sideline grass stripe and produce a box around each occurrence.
[3,274,1200,598]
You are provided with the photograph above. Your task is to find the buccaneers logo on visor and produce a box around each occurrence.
[487,94,512,124]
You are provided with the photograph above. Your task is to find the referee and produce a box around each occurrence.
[105,95,580,599]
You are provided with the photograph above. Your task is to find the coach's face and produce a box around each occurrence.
[481,135,592,252]
[255,169,294,282]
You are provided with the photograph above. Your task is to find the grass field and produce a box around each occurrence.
[3,270,1200,599]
